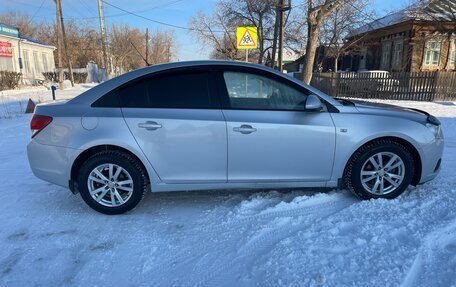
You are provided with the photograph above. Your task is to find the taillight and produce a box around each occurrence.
[30,114,53,138]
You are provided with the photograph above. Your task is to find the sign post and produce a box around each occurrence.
[236,26,258,63]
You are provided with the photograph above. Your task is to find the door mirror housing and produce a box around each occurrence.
[305,94,323,111]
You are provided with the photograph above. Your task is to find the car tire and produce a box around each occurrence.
[344,139,415,200]
[77,150,148,215]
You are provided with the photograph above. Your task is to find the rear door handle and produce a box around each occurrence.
[138,121,162,131]
[233,124,257,134]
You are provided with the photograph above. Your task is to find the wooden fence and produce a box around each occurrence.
[307,71,456,101]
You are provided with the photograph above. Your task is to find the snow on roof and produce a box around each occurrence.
[349,0,456,37]
[20,36,53,48]
[0,22,53,47]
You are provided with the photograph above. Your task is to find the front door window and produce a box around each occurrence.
[223,71,308,111]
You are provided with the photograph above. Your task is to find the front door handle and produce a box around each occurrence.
[233,124,257,134]
[138,121,162,131]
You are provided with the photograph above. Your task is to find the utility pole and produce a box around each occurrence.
[145,28,149,65]
[277,0,291,72]
[277,0,285,72]
[55,2,64,89]
[56,0,74,87]
[98,0,110,76]
[271,3,280,69]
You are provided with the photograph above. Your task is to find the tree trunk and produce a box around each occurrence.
[258,18,264,64]
[301,25,319,84]
[334,53,339,72]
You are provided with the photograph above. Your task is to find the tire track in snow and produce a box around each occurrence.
[150,196,355,287]
[152,195,349,262]
[188,198,354,287]
[400,217,456,287]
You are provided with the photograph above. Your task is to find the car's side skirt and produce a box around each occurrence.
[150,180,339,193]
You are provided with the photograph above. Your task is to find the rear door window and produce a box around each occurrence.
[119,71,214,109]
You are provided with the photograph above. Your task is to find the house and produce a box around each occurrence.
[345,0,456,72]
[283,45,354,73]
[0,22,56,83]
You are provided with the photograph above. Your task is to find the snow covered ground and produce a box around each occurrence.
[0,86,455,287]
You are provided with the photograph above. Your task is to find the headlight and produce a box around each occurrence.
[426,123,443,139]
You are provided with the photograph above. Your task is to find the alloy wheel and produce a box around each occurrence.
[360,152,405,195]
[87,163,134,207]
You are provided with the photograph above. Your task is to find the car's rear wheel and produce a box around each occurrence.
[344,139,414,199]
[77,151,148,214]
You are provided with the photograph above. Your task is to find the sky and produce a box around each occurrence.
[0,0,409,61]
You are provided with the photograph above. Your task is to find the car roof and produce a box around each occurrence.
[68,60,341,107]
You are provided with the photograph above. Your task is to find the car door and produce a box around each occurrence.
[120,69,227,183]
[218,69,336,182]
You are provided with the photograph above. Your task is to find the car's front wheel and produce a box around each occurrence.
[344,139,415,199]
[77,150,148,214]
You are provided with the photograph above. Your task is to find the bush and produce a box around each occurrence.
[65,71,87,84]
[42,71,88,84]
[0,71,21,91]
[42,71,59,82]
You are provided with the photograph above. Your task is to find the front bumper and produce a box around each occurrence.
[27,140,78,188]
[418,137,444,184]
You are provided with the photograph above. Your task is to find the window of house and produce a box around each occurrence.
[424,41,441,67]
[0,57,13,71]
[392,41,403,70]
[33,51,41,74]
[42,53,49,72]
[23,50,31,74]
[380,41,392,70]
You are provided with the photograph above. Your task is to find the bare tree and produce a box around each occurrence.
[320,0,372,72]
[148,29,176,65]
[190,10,242,61]
[110,24,144,74]
[49,20,104,69]
[111,25,176,70]
[0,11,40,39]
[301,0,344,83]
[220,0,277,64]
[1,10,178,73]
[190,0,301,65]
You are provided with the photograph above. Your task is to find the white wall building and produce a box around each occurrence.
[0,23,55,83]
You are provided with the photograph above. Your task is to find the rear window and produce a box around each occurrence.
[93,71,213,109]
[120,71,213,109]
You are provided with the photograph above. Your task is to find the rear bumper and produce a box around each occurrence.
[27,140,77,188]
[418,138,444,184]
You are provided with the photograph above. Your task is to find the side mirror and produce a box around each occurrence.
[305,94,323,111]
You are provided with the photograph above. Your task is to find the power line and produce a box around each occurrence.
[65,0,186,20]
[101,0,224,33]
[27,0,47,25]
[66,0,95,19]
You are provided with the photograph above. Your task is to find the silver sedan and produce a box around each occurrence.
[27,61,444,214]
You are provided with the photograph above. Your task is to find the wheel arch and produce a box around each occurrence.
[343,136,422,186]
[69,144,152,194]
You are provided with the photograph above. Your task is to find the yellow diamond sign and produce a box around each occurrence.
[236,26,258,50]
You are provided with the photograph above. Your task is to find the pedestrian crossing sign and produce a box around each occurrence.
[236,26,258,50]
